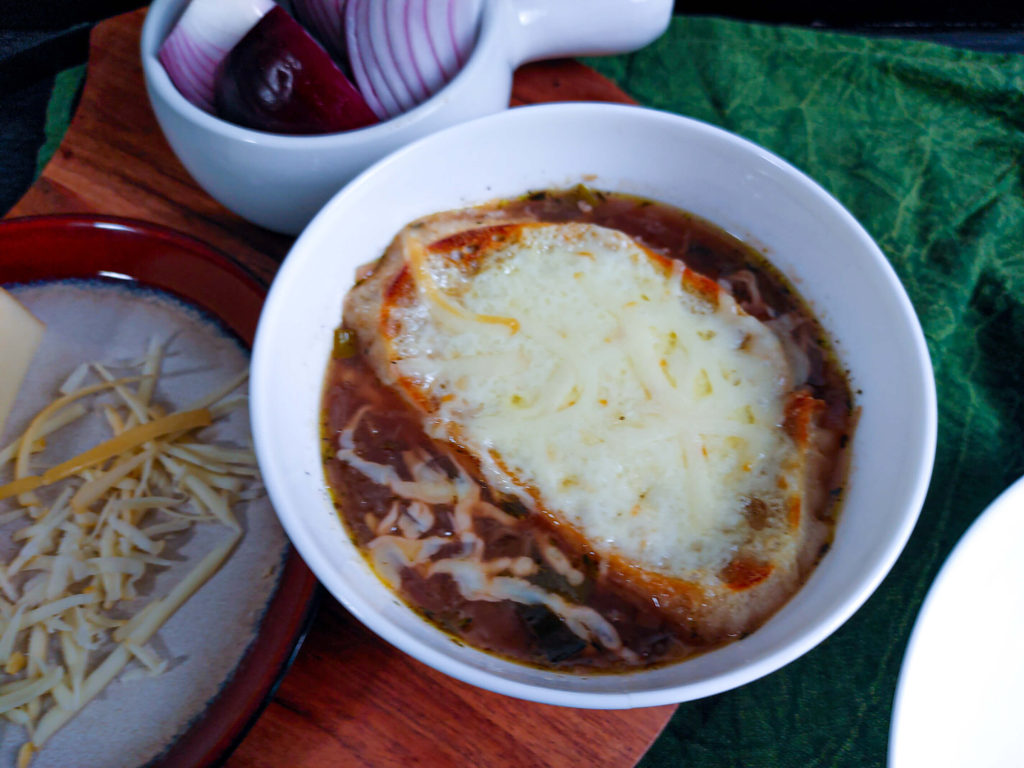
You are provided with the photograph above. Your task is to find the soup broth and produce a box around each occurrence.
[322,187,853,671]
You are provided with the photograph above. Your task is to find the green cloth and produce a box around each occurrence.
[35,64,86,177]
[586,17,1024,768]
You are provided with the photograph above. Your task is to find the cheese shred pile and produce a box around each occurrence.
[0,340,258,764]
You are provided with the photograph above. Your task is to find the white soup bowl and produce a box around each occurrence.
[251,103,937,708]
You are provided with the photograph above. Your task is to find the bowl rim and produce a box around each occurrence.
[0,213,321,758]
[252,101,938,708]
[140,0,508,147]
[888,473,1024,767]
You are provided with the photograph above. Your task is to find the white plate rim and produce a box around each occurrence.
[889,473,1024,767]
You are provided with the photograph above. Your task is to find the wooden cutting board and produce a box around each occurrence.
[7,10,677,767]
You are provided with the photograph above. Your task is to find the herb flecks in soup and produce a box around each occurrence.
[322,188,853,671]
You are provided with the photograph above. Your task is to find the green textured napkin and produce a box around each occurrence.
[586,17,1024,768]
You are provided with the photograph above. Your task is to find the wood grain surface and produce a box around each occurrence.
[6,10,677,767]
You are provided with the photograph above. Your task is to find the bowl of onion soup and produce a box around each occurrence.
[251,103,936,707]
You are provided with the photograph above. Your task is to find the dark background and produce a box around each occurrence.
[2,1,1022,30]
[1,0,1022,215]
[684,0,1022,26]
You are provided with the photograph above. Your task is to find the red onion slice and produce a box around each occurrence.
[345,0,482,120]
[345,0,390,120]
[448,0,481,68]
[425,0,458,81]
[405,0,448,97]
[385,1,429,105]
[214,6,378,135]
[157,0,275,113]
[367,0,417,114]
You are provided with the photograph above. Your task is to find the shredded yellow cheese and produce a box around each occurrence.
[16,741,34,768]
[0,340,259,762]
[43,409,211,487]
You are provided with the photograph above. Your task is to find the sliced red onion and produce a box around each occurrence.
[346,0,397,119]
[387,2,429,104]
[368,0,418,113]
[214,6,379,134]
[448,0,480,68]
[344,0,379,118]
[346,0,481,121]
[404,0,448,98]
[425,0,458,81]
[158,0,275,113]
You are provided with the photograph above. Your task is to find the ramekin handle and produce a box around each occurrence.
[505,0,672,64]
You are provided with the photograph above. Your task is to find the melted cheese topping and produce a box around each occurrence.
[382,223,801,578]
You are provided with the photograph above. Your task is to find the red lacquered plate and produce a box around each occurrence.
[0,214,318,768]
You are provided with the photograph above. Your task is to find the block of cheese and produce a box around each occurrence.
[0,288,45,439]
